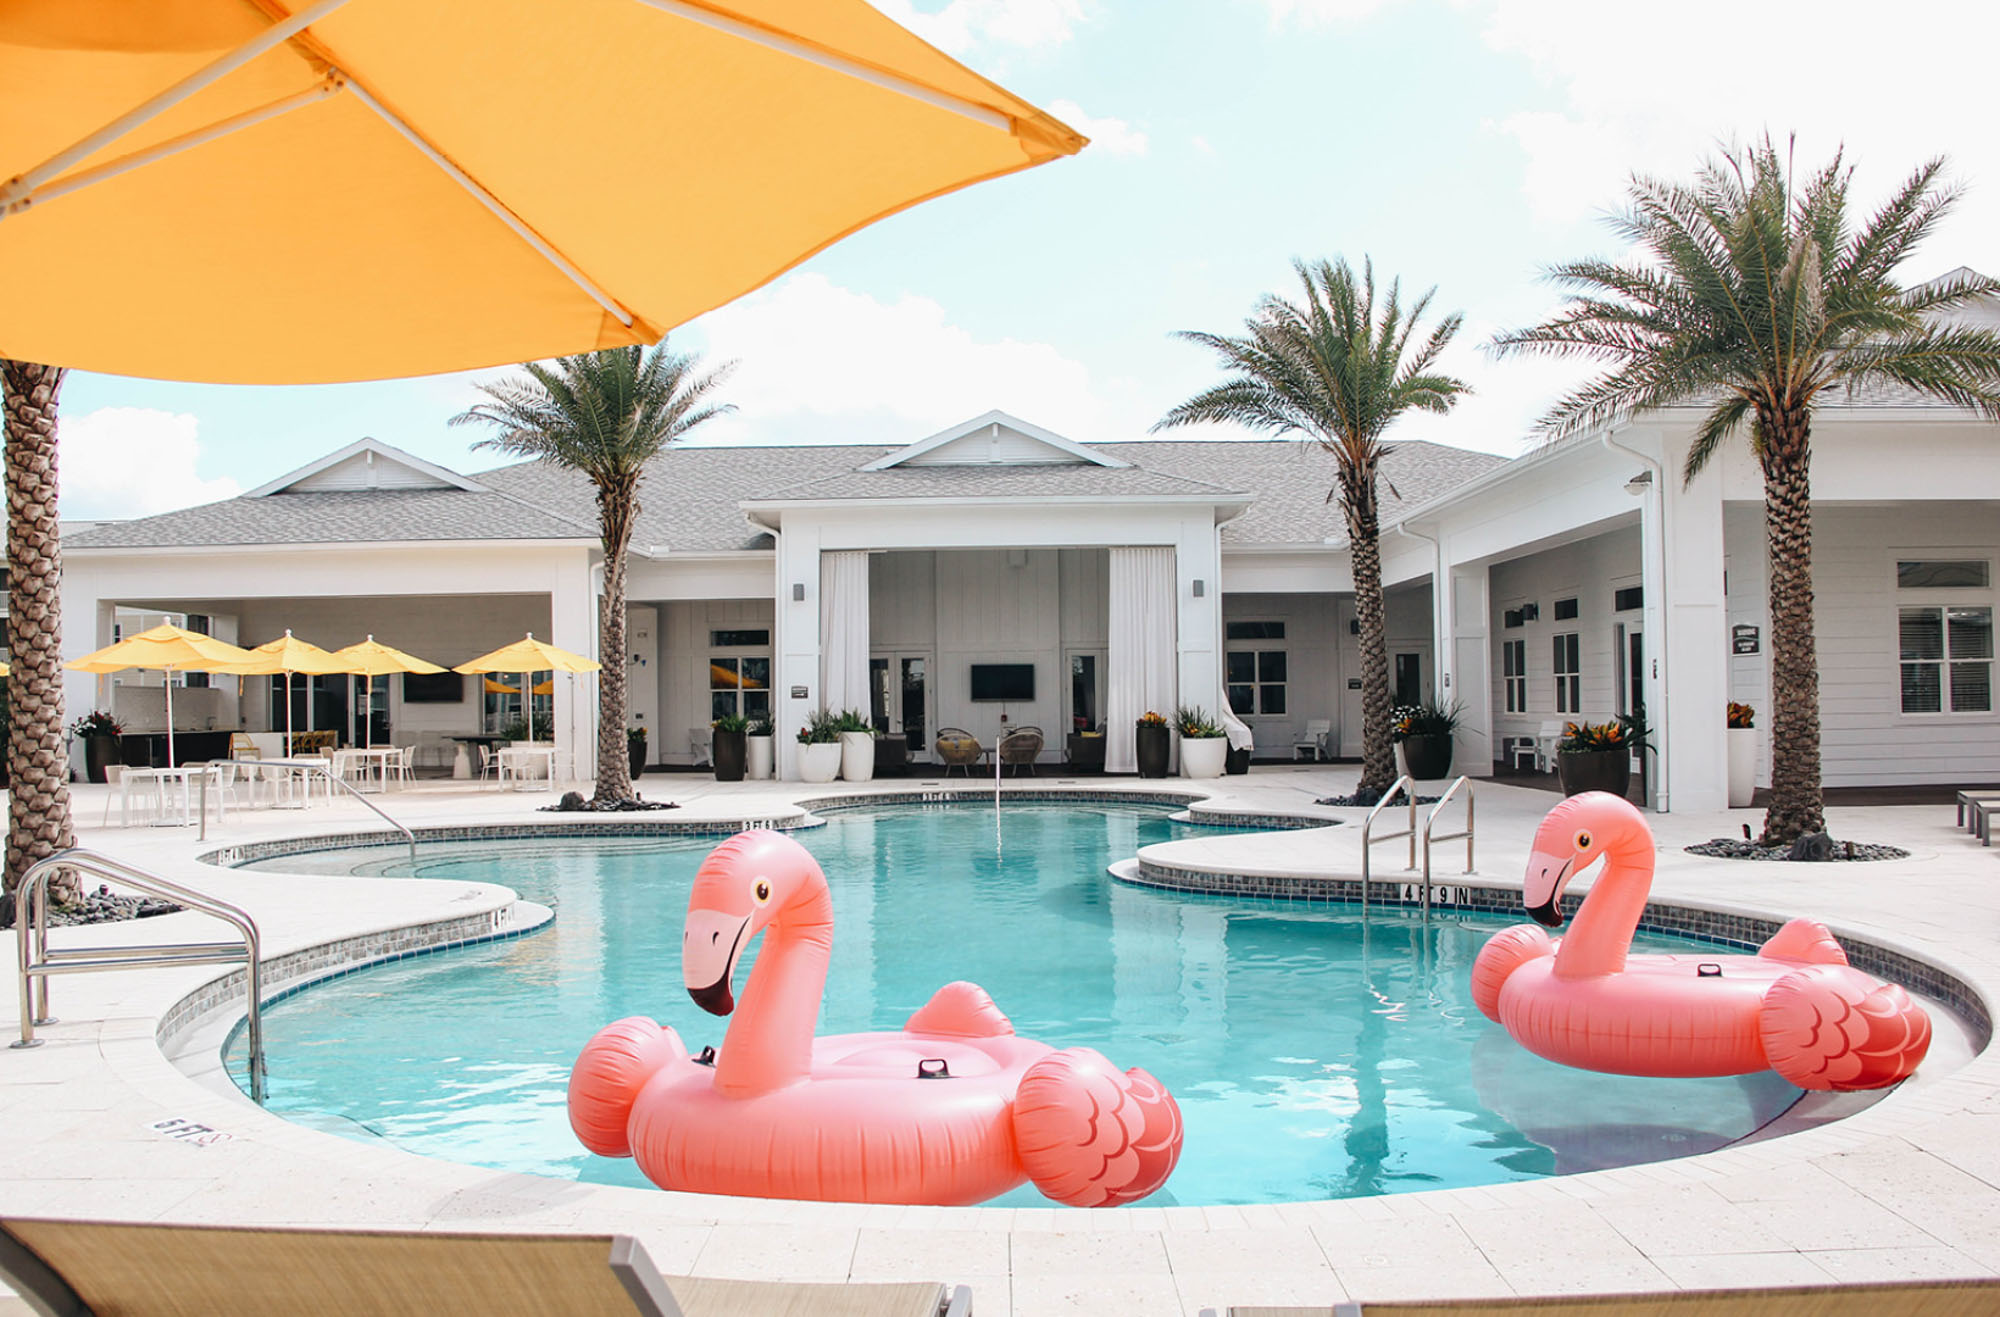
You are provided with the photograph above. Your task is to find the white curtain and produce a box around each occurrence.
[1106,547,1178,773]
[818,550,871,717]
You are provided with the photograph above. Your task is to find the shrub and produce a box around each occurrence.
[1175,705,1224,738]
[1136,710,1169,728]
[1389,699,1460,743]
[69,710,124,739]
[712,712,749,734]
[1558,720,1626,753]
[1727,701,1755,729]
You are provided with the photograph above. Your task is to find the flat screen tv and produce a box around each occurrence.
[402,671,464,703]
[970,663,1034,702]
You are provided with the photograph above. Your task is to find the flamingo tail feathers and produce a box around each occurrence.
[1012,1048,1184,1207]
[904,981,1014,1038]
[1760,965,1932,1091]
[1759,918,1849,966]
[567,1017,686,1157]
[1471,924,1556,1022]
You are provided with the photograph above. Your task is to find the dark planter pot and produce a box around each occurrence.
[627,736,647,779]
[712,729,747,782]
[1225,744,1251,775]
[1135,723,1171,779]
[1401,732,1454,780]
[85,733,119,785]
[1558,748,1630,798]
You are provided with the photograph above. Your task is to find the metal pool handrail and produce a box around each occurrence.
[1419,775,1476,919]
[195,758,417,865]
[11,848,267,1102]
[1357,774,1416,917]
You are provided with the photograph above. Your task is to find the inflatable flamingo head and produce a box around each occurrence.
[683,830,828,1016]
[1523,792,1649,928]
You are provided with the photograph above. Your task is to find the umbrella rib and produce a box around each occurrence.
[3,79,345,220]
[630,0,1012,132]
[0,0,354,210]
[341,78,637,329]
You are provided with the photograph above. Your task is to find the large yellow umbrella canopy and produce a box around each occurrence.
[0,1,1085,382]
[214,630,349,754]
[328,635,445,748]
[456,635,600,765]
[67,623,256,765]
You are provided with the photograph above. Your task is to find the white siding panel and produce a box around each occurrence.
[1222,591,1341,756]
[1486,528,1643,755]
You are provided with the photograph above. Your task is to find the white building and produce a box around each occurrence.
[56,395,1997,804]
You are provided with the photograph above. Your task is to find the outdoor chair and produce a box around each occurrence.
[1509,720,1562,774]
[1198,1277,2000,1317]
[1956,790,2000,846]
[1292,719,1332,761]
[997,725,1043,775]
[934,727,985,776]
[228,731,261,760]
[0,1217,973,1317]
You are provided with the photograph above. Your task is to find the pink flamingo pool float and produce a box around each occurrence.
[1473,793,1931,1091]
[568,830,1183,1206]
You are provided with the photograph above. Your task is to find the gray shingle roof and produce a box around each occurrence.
[748,462,1244,502]
[64,487,596,549]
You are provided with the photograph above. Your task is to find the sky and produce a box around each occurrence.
[52,0,2000,521]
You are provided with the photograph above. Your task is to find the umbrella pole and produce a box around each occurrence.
[164,669,176,768]
[285,670,295,756]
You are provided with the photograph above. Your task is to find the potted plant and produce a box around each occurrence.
[1392,699,1460,780]
[746,718,774,780]
[1134,710,1172,779]
[712,712,748,782]
[1176,705,1228,779]
[70,710,124,785]
[797,710,843,783]
[835,708,875,782]
[1555,719,1632,798]
[626,723,647,779]
[1726,701,1756,808]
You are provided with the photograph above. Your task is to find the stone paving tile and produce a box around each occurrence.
[1650,1250,1838,1290]
[1009,1228,1169,1274]
[1750,1195,1945,1253]
[1334,1260,1514,1302]
[693,1224,860,1281]
[1010,1272,1182,1316]
[1163,1227,1328,1275]
[1489,1253,1678,1297]
[1173,1266,1349,1314]
[1310,1217,1486,1270]
[1593,1186,1793,1257]
[848,1228,1010,1280]
[1804,1245,1994,1283]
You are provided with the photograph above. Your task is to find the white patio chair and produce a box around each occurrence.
[1292,719,1332,762]
[1510,720,1563,774]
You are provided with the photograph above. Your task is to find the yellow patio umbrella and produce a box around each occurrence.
[485,677,554,696]
[0,2,1085,383]
[214,630,349,756]
[67,623,256,766]
[326,636,445,748]
[455,634,601,768]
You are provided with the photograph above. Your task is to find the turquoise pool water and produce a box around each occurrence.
[231,803,1801,1206]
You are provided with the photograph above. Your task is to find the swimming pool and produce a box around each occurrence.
[231,802,1802,1205]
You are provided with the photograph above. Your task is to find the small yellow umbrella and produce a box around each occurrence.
[456,634,600,769]
[485,677,554,696]
[327,635,445,748]
[214,630,350,756]
[67,623,256,766]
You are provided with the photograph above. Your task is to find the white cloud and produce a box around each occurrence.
[59,408,240,520]
[687,273,1143,446]
[1385,322,1599,458]
[1474,0,2000,255]
[1254,0,1408,26]
[1049,99,1147,156]
[867,0,1085,53]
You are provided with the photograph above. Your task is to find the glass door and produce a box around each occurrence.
[870,652,930,758]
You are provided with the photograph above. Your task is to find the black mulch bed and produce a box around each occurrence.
[1315,790,1443,808]
[0,884,183,929]
[1685,831,1909,863]
[541,791,680,813]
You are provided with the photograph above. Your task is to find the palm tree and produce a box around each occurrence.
[1157,258,1468,799]
[3,360,80,909]
[1495,140,2000,844]
[454,342,735,805]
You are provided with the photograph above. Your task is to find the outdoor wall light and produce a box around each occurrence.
[1192,579,1205,597]
[792,583,805,601]
[1519,602,1540,621]
[1623,471,1654,495]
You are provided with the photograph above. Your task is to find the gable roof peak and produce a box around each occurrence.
[244,436,487,497]
[859,410,1130,471]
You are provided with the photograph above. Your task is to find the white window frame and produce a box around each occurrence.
[1502,638,1527,713]
[1894,554,1994,719]
[1553,632,1581,715]
[1225,620,1288,719]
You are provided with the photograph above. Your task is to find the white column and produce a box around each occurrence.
[1175,517,1222,737]
[551,549,597,782]
[774,525,822,780]
[1655,445,1729,813]
[1444,560,1492,773]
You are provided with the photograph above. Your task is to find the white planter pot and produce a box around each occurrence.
[1180,735,1228,779]
[840,731,876,782]
[746,735,773,781]
[1727,727,1757,808]
[798,742,842,783]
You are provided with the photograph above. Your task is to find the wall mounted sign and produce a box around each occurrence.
[790,685,810,700]
[1732,624,1760,655]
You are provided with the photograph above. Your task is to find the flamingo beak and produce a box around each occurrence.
[684,908,751,1016]
[1523,850,1573,928]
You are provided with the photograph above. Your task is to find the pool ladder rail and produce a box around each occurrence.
[1357,774,1475,919]
[12,848,269,1102]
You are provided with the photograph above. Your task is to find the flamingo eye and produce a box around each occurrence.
[1574,830,1592,850]
[754,880,771,904]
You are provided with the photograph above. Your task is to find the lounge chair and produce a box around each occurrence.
[933,727,984,777]
[996,726,1043,775]
[1197,1278,2000,1317]
[0,1217,972,1317]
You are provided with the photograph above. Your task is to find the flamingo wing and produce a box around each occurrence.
[904,980,1014,1038]
[1012,1047,1183,1207]
[1758,917,1849,966]
[1760,965,1932,1091]
[1471,924,1555,1022]
[568,1017,686,1157]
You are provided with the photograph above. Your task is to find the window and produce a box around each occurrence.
[710,628,770,648]
[1614,586,1643,612]
[1503,639,1526,713]
[1226,624,1287,716]
[1553,597,1579,621]
[710,655,772,722]
[1553,632,1581,714]
[1897,557,1993,715]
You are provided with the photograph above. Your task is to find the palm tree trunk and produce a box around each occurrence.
[1757,412,1826,844]
[1343,464,1396,800]
[591,479,638,804]
[4,361,80,908]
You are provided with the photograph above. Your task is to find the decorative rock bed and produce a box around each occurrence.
[1686,830,1910,862]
